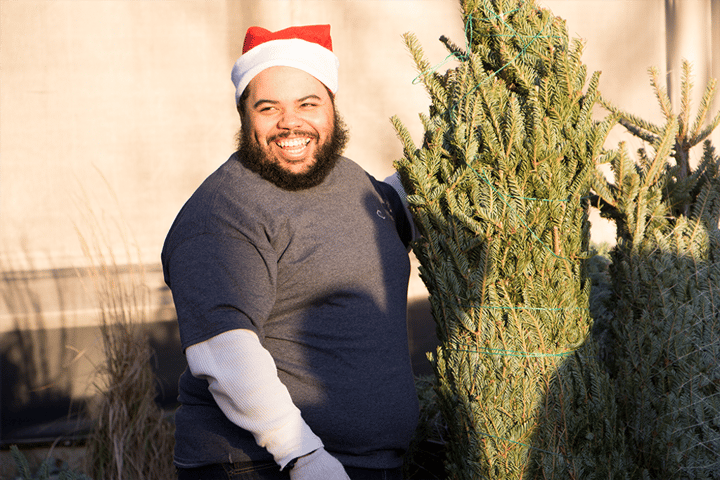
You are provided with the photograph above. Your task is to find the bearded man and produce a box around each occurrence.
[162,25,418,480]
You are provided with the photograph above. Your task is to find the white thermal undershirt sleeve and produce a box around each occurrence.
[185,329,323,469]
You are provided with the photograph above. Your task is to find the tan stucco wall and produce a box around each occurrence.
[2,0,719,318]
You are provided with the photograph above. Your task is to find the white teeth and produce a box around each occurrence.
[277,138,310,148]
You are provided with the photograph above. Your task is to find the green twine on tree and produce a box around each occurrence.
[476,430,573,460]
[450,346,577,358]
[467,304,580,312]
[450,296,588,313]
[446,299,587,357]
[473,167,576,262]
[413,4,559,90]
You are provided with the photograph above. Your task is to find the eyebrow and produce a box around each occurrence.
[252,95,323,109]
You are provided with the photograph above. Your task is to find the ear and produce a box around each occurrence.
[237,87,251,118]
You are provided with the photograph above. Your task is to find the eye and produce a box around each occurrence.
[253,102,279,114]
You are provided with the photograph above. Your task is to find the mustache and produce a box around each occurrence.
[268,130,319,142]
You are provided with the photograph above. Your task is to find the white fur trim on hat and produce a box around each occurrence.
[231,38,339,104]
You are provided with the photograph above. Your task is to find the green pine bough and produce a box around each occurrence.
[594,61,720,479]
[392,0,625,478]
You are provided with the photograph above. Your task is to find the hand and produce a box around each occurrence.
[289,448,351,480]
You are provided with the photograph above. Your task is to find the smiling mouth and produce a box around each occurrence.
[276,137,311,150]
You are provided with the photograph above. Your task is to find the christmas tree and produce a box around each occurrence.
[594,61,720,479]
[392,0,624,477]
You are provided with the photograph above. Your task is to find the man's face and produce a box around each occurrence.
[242,66,337,176]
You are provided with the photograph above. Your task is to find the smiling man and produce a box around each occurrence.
[237,64,348,191]
[162,25,418,480]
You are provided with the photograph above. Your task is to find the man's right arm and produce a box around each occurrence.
[186,328,350,479]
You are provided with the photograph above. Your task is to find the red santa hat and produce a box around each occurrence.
[231,24,340,104]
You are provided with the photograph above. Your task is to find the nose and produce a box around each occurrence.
[277,109,302,129]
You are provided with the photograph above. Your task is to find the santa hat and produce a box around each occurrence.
[231,24,340,104]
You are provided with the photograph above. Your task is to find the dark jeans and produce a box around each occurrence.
[177,460,403,480]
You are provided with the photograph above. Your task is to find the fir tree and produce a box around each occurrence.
[594,61,720,479]
[392,0,624,477]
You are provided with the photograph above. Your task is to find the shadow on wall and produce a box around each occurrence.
[0,264,437,446]
[1,267,84,445]
[0,265,184,446]
[407,297,437,376]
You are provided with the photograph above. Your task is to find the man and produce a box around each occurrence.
[162,25,419,480]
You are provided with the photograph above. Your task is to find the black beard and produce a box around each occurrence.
[235,111,349,191]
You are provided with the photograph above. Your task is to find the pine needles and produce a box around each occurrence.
[395,0,720,475]
[595,60,720,479]
[393,0,621,478]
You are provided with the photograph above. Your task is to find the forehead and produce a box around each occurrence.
[245,66,330,102]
